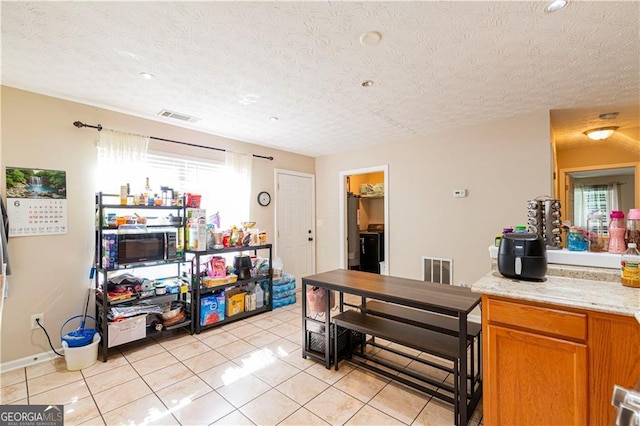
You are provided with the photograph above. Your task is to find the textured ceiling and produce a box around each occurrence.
[2,1,639,157]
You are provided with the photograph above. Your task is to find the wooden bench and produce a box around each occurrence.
[332,310,460,365]
[332,309,481,426]
[362,300,481,341]
[362,300,482,406]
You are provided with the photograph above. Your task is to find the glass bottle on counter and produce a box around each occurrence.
[567,227,587,251]
[608,210,627,254]
[626,209,640,248]
[621,243,640,288]
[586,213,605,252]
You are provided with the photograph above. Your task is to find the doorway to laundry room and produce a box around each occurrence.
[339,165,389,275]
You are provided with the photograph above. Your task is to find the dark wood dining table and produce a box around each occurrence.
[301,269,482,426]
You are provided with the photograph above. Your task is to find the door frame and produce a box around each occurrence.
[274,168,316,276]
[338,165,389,274]
[558,161,640,225]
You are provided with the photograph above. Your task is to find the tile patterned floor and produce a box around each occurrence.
[1,295,483,425]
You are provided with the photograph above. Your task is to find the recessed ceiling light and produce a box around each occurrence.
[545,0,568,13]
[139,72,155,80]
[361,80,374,87]
[359,31,382,46]
[269,116,278,122]
[599,112,619,120]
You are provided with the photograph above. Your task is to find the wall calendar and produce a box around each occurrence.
[5,167,68,237]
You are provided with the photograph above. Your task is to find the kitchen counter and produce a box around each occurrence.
[471,269,640,317]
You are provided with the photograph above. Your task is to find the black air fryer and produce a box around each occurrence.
[498,233,547,281]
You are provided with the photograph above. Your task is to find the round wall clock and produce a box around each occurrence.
[257,191,271,206]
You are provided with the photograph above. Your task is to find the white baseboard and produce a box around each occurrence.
[1,348,63,373]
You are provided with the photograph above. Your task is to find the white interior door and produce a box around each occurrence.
[275,170,315,284]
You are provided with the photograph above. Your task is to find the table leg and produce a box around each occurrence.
[459,314,468,426]
[324,287,331,369]
[302,282,308,360]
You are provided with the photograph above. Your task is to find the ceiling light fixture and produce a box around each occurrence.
[584,126,619,140]
[599,112,619,120]
[139,72,155,80]
[269,116,278,122]
[545,0,568,13]
[361,80,374,87]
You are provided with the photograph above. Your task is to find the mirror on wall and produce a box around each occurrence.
[560,166,636,227]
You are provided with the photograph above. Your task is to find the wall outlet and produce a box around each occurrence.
[453,189,467,198]
[31,313,44,330]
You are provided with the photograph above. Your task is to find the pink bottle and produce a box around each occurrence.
[608,210,627,254]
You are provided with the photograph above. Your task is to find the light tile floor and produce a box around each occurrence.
[1,295,483,425]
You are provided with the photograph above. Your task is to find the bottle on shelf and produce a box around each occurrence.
[609,210,627,254]
[144,177,152,206]
[621,243,640,288]
[255,282,264,308]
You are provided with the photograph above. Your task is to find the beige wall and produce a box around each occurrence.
[1,86,553,364]
[315,110,552,285]
[556,143,640,170]
[0,86,314,364]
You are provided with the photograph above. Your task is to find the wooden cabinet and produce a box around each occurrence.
[589,311,640,424]
[483,295,640,426]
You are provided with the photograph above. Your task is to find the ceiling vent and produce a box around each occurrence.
[157,109,200,123]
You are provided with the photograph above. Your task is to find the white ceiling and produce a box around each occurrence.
[2,1,639,157]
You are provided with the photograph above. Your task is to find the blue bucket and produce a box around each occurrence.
[61,315,97,348]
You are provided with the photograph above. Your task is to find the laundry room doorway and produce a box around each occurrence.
[338,165,389,275]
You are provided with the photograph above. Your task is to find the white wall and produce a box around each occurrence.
[0,86,314,364]
[315,110,552,285]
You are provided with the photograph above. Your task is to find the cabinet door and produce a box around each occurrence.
[485,324,588,426]
[589,312,640,425]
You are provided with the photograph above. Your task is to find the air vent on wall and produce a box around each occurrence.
[422,256,453,285]
[157,109,200,123]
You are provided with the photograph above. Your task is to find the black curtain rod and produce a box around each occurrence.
[73,121,274,161]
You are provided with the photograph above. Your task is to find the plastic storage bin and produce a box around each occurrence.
[107,315,146,347]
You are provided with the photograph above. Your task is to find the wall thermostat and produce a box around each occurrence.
[453,189,467,198]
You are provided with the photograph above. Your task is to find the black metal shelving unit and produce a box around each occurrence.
[94,192,192,362]
[187,244,273,334]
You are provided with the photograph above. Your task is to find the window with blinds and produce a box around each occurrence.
[584,185,608,213]
[583,184,610,228]
[97,151,235,226]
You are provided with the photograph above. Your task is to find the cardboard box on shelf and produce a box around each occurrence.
[186,208,206,220]
[187,218,207,251]
[226,288,246,316]
[201,292,225,326]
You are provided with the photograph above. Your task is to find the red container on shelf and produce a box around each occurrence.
[185,193,202,208]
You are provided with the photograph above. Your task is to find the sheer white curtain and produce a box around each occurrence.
[97,130,149,192]
[574,186,586,227]
[607,183,621,212]
[222,152,253,228]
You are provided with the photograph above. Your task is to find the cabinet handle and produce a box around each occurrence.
[308,237,313,241]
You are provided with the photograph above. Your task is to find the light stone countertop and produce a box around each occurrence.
[471,269,640,317]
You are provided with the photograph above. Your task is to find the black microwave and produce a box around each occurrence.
[103,231,178,268]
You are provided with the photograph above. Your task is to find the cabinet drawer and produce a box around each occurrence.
[486,297,587,341]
